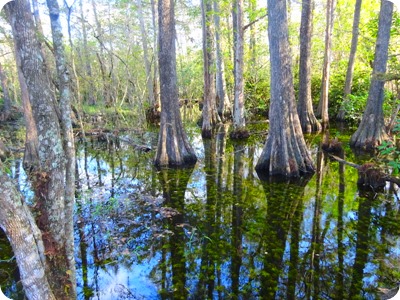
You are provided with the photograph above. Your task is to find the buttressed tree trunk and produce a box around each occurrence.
[297,0,321,134]
[256,0,314,177]
[154,0,197,167]
[5,0,76,298]
[350,0,393,150]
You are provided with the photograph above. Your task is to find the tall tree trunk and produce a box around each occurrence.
[137,0,155,107]
[256,0,314,177]
[214,0,231,120]
[316,0,335,129]
[5,0,75,297]
[231,0,247,137]
[297,0,321,134]
[154,0,197,167]
[337,0,363,121]
[350,0,393,149]
[46,0,76,296]
[201,0,220,138]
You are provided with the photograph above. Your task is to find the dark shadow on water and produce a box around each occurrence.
[3,123,400,299]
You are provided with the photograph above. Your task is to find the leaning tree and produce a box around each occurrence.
[350,0,393,150]
[255,0,314,177]
[154,0,197,167]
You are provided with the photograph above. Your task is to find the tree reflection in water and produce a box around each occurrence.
[1,125,400,299]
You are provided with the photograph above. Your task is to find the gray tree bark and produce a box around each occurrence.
[5,0,76,297]
[0,172,56,300]
[13,44,39,172]
[350,0,393,149]
[46,0,76,295]
[232,0,247,135]
[337,0,363,121]
[316,0,335,129]
[201,0,220,138]
[154,0,197,167]
[255,0,314,177]
[214,0,231,120]
[297,0,321,134]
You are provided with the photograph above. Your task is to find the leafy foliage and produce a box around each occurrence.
[377,120,400,175]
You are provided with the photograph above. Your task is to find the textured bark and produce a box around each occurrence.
[214,0,231,119]
[46,0,77,296]
[350,0,393,149]
[5,0,75,298]
[13,45,40,172]
[316,0,335,129]
[337,0,363,121]
[232,0,246,133]
[201,0,220,138]
[154,0,197,167]
[0,173,56,300]
[297,0,321,134]
[255,0,314,177]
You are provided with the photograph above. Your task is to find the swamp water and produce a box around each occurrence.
[1,121,400,300]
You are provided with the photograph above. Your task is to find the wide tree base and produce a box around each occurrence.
[299,111,322,134]
[350,114,389,150]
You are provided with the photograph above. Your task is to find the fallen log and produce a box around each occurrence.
[328,154,400,189]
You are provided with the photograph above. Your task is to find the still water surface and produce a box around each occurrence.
[1,122,400,299]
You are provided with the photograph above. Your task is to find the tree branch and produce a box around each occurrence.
[243,13,267,31]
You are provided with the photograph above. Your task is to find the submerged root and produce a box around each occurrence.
[321,137,343,155]
[229,128,250,140]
